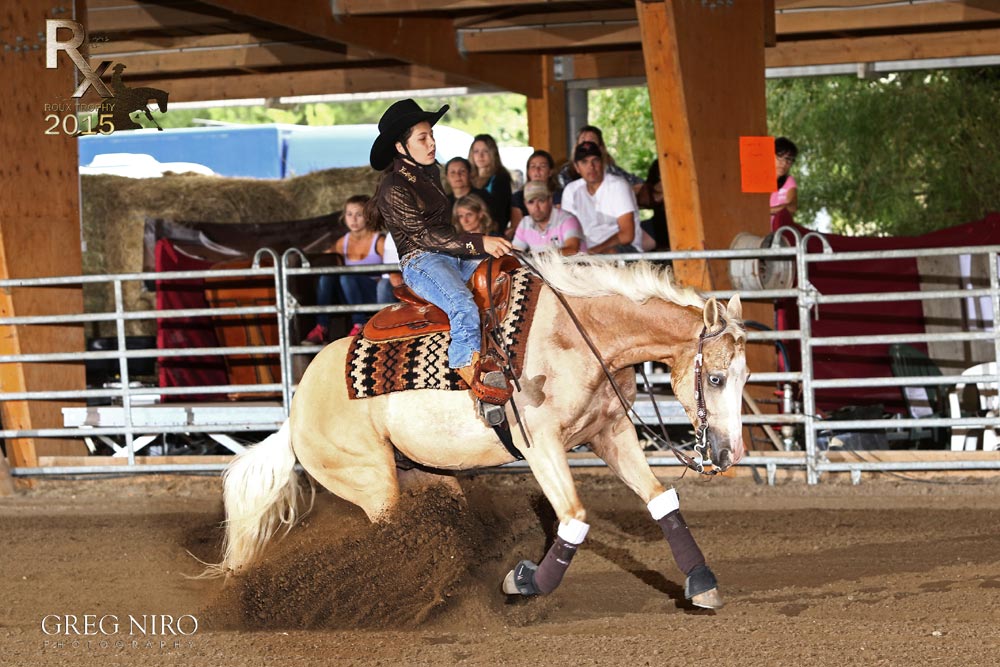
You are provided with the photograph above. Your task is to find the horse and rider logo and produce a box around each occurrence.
[45,19,168,133]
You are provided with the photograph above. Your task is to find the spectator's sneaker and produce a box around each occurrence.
[349,323,363,337]
[302,324,327,345]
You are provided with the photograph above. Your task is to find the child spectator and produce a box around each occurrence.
[452,193,497,235]
[770,137,799,223]
[303,194,384,344]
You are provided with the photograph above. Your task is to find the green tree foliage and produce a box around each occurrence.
[155,93,528,145]
[587,87,655,178]
[768,68,1000,236]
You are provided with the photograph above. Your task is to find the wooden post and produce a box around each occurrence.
[526,55,568,165]
[0,1,88,465]
[0,452,16,496]
[637,0,770,289]
[637,0,777,441]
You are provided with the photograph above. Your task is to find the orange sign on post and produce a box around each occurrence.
[739,136,776,193]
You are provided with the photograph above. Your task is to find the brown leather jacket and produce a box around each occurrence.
[375,157,486,263]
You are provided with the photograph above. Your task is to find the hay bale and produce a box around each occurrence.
[81,167,379,336]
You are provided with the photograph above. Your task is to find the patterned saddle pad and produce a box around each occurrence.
[346,268,542,399]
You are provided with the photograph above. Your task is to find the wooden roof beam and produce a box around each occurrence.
[88,36,374,76]
[333,0,584,14]
[775,0,1000,35]
[552,26,1000,82]
[127,63,477,103]
[769,26,1000,67]
[458,10,640,53]
[87,0,236,33]
[197,0,543,95]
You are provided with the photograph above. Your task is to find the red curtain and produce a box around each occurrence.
[155,238,229,399]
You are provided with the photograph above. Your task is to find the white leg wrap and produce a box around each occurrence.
[647,488,680,520]
[556,518,590,545]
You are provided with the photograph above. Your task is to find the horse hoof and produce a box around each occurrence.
[690,587,725,610]
[502,560,540,596]
[685,564,722,608]
[502,569,521,595]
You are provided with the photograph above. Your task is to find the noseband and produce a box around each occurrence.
[688,322,728,474]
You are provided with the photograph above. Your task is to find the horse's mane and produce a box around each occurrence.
[526,252,705,310]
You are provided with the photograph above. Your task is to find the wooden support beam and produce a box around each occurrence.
[768,26,1000,67]
[637,0,776,405]
[542,24,1000,84]
[87,0,234,33]
[334,0,581,14]
[559,51,646,80]
[775,0,1000,35]
[0,0,88,465]
[636,0,772,315]
[459,10,640,53]
[128,63,474,102]
[526,55,568,164]
[199,0,543,96]
[89,37,370,76]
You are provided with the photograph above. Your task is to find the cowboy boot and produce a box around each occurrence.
[456,353,512,426]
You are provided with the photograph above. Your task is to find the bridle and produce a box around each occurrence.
[691,322,728,473]
[507,251,731,476]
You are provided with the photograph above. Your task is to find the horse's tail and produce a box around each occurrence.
[203,420,309,577]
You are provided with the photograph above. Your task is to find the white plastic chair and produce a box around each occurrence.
[948,362,998,451]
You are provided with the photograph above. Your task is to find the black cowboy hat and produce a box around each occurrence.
[369,99,449,171]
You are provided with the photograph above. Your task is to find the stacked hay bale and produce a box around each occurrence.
[81,167,380,336]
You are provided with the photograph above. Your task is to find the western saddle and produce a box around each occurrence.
[361,255,520,417]
[362,255,521,343]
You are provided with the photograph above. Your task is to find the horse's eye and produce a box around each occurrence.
[708,374,724,387]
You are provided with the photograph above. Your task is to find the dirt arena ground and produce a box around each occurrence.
[2,469,999,667]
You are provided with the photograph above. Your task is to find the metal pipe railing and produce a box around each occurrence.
[2,237,997,484]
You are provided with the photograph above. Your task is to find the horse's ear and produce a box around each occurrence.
[726,294,743,320]
[703,297,719,330]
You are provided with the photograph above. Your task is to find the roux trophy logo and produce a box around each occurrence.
[44,19,169,134]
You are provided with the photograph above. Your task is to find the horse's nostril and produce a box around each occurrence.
[715,449,733,470]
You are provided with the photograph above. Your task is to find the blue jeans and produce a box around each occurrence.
[339,274,379,327]
[376,277,398,304]
[315,274,337,328]
[401,252,482,368]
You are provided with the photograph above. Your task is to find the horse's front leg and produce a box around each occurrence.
[501,433,590,598]
[589,415,724,609]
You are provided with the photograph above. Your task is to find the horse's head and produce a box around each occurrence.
[670,295,748,472]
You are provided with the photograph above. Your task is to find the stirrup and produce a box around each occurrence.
[479,400,506,427]
[472,357,513,406]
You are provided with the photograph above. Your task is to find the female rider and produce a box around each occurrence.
[366,99,513,407]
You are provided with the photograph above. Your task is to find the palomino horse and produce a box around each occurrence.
[216,254,748,609]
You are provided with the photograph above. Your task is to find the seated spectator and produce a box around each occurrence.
[469,133,513,238]
[561,141,643,254]
[452,193,497,236]
[511,149,563,231]
[513,180,586,256]
[445,156,492,210]
[636,158,670,251]
[770,136,799,223]
[303,194,384,344]
[558,125,644,193]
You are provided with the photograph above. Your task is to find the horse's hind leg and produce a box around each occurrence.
[589,415,723,609]
[502,433,590,597]
[290,342,401,523]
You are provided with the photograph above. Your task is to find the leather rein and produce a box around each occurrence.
[497,251,728,476]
